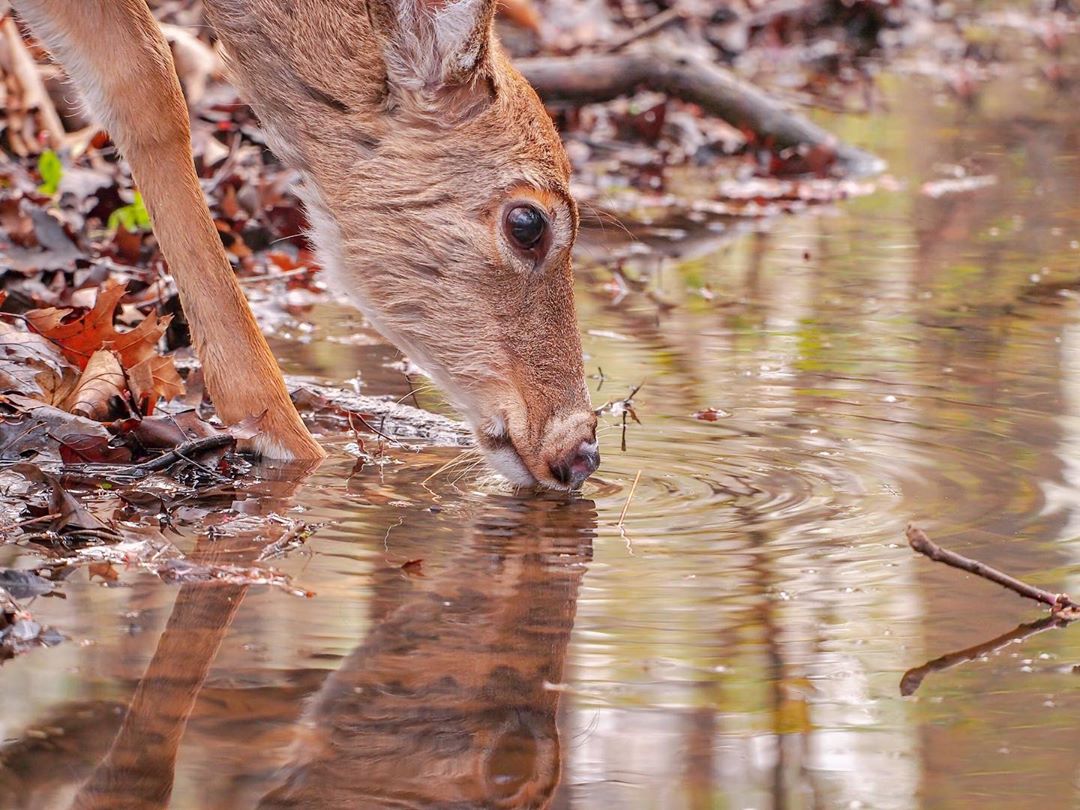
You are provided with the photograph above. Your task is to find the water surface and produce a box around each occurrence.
[2,70,1079,809]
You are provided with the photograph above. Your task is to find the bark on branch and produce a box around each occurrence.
[906,525,1080,617]
[517,48,883,175]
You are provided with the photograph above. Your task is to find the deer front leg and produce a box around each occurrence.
[11,0,324,460]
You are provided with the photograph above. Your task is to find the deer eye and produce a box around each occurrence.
[505,205,546,250]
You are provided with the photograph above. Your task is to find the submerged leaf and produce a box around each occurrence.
[0,395,129,462]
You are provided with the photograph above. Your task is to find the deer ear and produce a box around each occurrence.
[375,0,498,93]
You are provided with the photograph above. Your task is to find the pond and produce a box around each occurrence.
[1,68,1078,808]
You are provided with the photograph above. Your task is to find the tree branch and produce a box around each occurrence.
[518,48,883,175]
[906,525,1080,617]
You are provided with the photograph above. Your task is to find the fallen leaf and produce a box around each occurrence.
[25,279,172,370]
[0,569,56,599]
[8,462,112,533]
[498,0,541,32]
[401,558,425,576]
[126,353,185,414]
[0,320,79,404]
[87,562,119,582]
[126,410,222,449]
[0,394,130,462]
[0,197,36,248]
[56,433,134,464]
[692,408,732,421]
[61,348,126,420]
[0,585,64,663]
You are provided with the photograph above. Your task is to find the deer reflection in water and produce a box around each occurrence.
[67,493,596,810]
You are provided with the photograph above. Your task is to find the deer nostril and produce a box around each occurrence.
[549,442,600,489]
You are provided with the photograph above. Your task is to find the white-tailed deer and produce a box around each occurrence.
[12,0,600,489]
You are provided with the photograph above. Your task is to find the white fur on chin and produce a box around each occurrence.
[483,444,539,488]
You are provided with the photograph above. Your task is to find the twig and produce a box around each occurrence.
[21,527,121,545]
[906,525,1080,616]
[0,511,60,534]
[403,373,421,409]
[118,433,234,473]
[238,266,313,286]
[60,434,235,481]
[900,614,1068,696]
[349,411,404,449]
[604,7,686,52]
[617,470,642,528]
[171,449,230,482]
[346,411,366,455]
[256,521,314,562]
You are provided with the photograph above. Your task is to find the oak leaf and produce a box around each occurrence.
[127,354,185,416]
[25,280,185,412]
[25,280,171,370]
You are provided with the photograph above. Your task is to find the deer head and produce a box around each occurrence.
[206,0,600,488]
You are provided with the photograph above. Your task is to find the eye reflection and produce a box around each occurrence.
[505,205,546,250]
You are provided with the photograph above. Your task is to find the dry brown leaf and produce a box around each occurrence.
[25,280,172,370]
[127,353,185,415]
[0,17,66,150]
[0,320,79,405]
[160,22,223,106]
[0,394,129,462]
[61,349,126,420]
[0,198,35,248]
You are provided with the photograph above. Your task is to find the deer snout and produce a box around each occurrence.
[549,440,600,490]
[534,410,599,490]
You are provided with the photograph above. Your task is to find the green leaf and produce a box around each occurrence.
[37,149,63,196]
[107,191,152,233]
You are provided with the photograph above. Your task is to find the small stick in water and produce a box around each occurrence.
[617,470,642,528]
[906,525,1080,617]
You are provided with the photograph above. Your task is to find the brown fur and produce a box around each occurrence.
[14,0,597,487]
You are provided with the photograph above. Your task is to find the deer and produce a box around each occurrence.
[11,0,601,490]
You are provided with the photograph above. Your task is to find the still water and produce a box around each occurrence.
[1,70,1078,809]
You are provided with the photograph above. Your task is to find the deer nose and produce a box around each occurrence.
[549,441,600,489]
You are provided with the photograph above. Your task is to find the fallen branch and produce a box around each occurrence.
[900,614,1068,696]
[59,434,234,482]
[906,525,1080,617]
[518,48,883,175]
